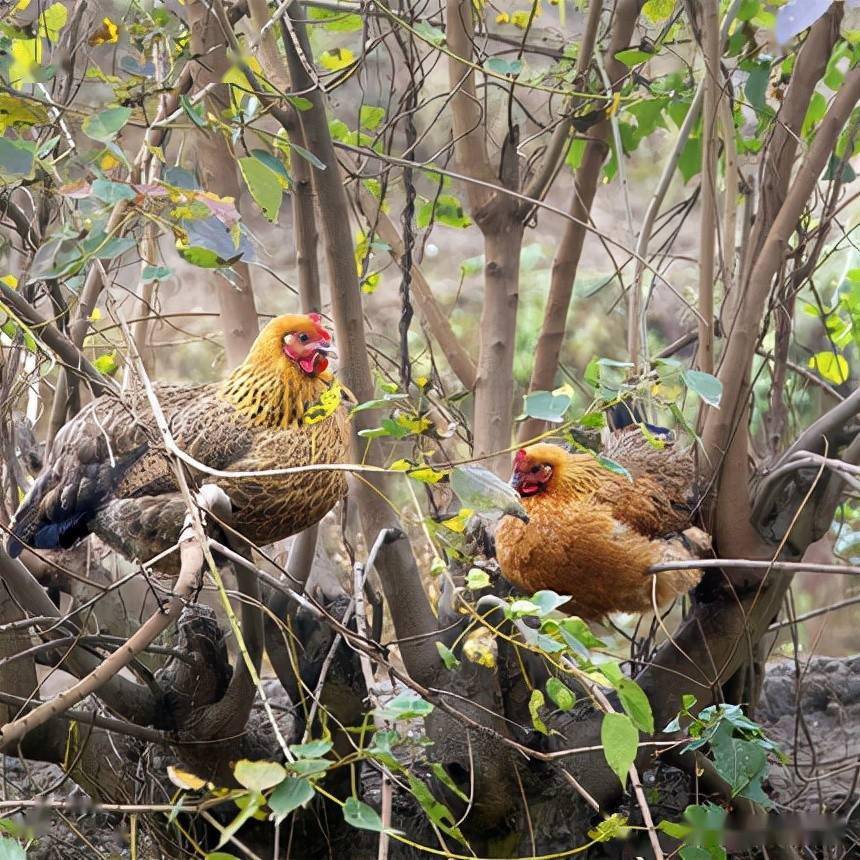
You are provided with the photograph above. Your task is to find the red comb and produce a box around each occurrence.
[514,449,527,465]
[307,312,331,341]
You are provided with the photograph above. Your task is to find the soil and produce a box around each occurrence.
[3,656,858,858]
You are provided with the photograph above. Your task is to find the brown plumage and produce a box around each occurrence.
[9,314,349,571]
[495,428,708,620]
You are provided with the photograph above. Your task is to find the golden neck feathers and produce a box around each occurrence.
[220,325,334,428]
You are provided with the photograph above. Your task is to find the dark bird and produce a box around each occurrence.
[8,313,350,571]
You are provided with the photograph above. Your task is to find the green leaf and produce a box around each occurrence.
[375,690,434,720]
[530,590,569,616]
[461,569,488,592]
[82,106,132,142]
[180,94,207,128]
[451,465,528,521]
[657,819,691,839]
[414,21,446,45]
[546,677,576,711]
[289,739,333,758]
[601,712,638,787]
[251,148,291,185]
[238,156,282,222]
[343,797,385,832]
[289,141,327,170]
[416,194,471,229]
[234,759,287,792]
[744,62,771,115]
[286,758,330,777]
[485,57,522,76]
[642,0,674,22]
[588,813,630,842]
[216,791,264,848]
[436,641,461,669]
[615,48,655,67]
[407,775,467,845]
[0,137,36,180]
[808,350,849,384]
[93,351,119,376]
[683,369,723,407]
[38,3,68,40]
[430,762,469,802]
[0,837,26,860]
[520,385,572,422]
[528,689,549,735]
[320,47,355,71]
[91,178,136,204]
[709,724,770,805]
[288,95,313,111]
[616,678,654,734]
[802,91,827,139]
[142,264,172,282]
[678,134,702,183]
[205,854,241,860]
[359,105,385,130]
[268,777,315,822]
[308,6,363,31]
[596,455,631,480]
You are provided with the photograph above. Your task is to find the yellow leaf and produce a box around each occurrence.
[1,275,19,289]
[463,630,496,669]
[38,3,68,41]
[808,351,849,385]
[320,48,355,72]
[99,151,120,171]
[8,38,42,89]
[167,765,208,791]
[0,92,49,131]
[303,382,343,425]
[495,12,510,22]
[606,92,621,118]
[389,459,411,471]
[89,307,102,321]
[408,466,445,484]
[221,55,265,92]
[15,0,31,10]
[89,17,119,46]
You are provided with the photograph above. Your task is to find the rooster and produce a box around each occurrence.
[8,313,349,571]
[495,426,709,620]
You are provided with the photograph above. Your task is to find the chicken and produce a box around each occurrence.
[494,427,708,620]
[8,313,349,572]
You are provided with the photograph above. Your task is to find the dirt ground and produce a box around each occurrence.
[1,655,857,858]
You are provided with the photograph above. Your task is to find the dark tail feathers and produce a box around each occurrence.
[606,401,672,438]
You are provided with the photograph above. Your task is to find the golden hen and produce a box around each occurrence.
[9,313,349,571]
[495,427,708,620]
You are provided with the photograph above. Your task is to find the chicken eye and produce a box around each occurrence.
[298,333,309,343]
[530,465,540,474]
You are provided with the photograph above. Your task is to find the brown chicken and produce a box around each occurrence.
[495,427,708,620]
[9,313,349,571]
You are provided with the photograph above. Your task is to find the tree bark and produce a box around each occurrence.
[187,0,260,368]
[520,0,643,441]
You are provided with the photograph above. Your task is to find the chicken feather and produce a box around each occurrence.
[495,430,707,620]
[8,314,349,572]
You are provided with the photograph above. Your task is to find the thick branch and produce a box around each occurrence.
[520,0,642,441]
[279,5,439,681]
[187,0,260,368]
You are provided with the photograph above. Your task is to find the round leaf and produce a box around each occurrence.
[343,797,384,832]
[233,759,287,792]
[269,777,314,823]
[82,106,131,142]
